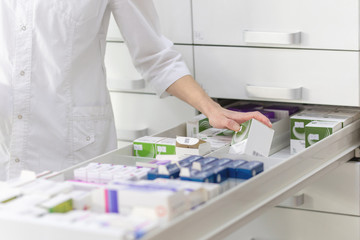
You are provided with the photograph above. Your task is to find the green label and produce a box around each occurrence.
[49,199,73,213]
[156,144,176,155]
[290,118,312,140]
[133,142,156,158]
[305,127,333,148]
[199,118,211,132]
[231,120,251,145]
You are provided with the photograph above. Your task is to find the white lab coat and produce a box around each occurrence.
[0,0,190,180]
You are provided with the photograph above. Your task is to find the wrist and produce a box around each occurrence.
[199,98,222,119]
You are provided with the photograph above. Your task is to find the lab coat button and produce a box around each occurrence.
[20,71,25,76]
[15,158,20,163]
[86,136,91,141]
[18,115,23,119]
[21,25,27,31]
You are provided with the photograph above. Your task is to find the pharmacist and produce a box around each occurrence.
[0,0,271,180]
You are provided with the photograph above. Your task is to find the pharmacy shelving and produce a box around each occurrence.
[1,116,359,240]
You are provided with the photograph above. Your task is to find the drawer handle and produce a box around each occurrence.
[108,78,146,91]
[244,31,301,45]
[246,85,302,100]
[279,193,305,207]
[117,128,148,141]
[130,78,146,90]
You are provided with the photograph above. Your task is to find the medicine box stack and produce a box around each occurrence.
[147,155,264,185]
[290,108,360,154]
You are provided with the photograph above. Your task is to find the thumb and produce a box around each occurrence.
[226,119,241,132]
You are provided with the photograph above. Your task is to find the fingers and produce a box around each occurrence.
[225,119,241,132]
[246,111,272,128]
[225,110,272,128]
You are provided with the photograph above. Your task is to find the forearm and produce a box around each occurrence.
[166,75,220,118]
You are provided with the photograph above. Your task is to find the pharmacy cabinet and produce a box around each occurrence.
[194,46,360,106]
[192,0,360,50]
[153,0,193,44]
[225,207,360,240]
[106,42,194,93]
[107,0,192,44]
[282,161,360,215]
[110,93,195,142]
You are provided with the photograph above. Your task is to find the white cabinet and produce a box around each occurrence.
[284,161,360,216]
[194,46,360,106]
[107,0,193,44]
[192,0,360,50]
[226,207,360,240]
[153,0,193,44]
[105,42,194,93]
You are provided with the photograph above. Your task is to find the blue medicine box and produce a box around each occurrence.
[181,155,203,163]
[147,168,158,180]
[237,161,264,179]
[157,163,181,179]
[226,160,248,178]
[192,157,219,170]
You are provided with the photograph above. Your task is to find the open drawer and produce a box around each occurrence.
[12,117,356,240]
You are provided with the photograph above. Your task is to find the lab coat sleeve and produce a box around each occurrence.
[109,0,191,98]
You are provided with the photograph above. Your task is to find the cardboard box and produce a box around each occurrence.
[186,114,211,138]
[305,121,342,148]
[175,136,211,159]
[133,136,165,158]
[229,119,275,157]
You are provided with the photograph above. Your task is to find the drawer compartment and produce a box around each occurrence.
[194,46,360,106]
[107,0,192,44]
[192,0,360,50]
[226,207,360,240]
[280,161,360,215]
[105,43,194,93]
[110,92,195,141]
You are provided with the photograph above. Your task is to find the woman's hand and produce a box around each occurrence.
[166,75,272,131]
[205,102,272,131]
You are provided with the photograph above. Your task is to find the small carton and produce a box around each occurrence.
[305,121,341,148]
[229,119,275,157]
[186,114,211,138]
[156,138,176,156]
[133,136,165,158]
[291,111,354,154]
[290,113,325,154]
[175,137,211,159]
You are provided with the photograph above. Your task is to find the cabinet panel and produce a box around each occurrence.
[192,0,360,50]
[194,46,360,106]
[107,0,192,44]
[281,161,360,215]
[105,43,194,93]
[153,0,192,44]
[226,207,360,240]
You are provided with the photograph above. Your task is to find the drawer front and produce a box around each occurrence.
[192,0,360,50]
[226,207,360,240]
[110,92,195,141]
[105,42,144,91]
[153,0,192,44]
[107,0,192,44]
[282,161,360,215]
[107,13,123,41]
[105,43,194,93]
[194,46,360,106]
